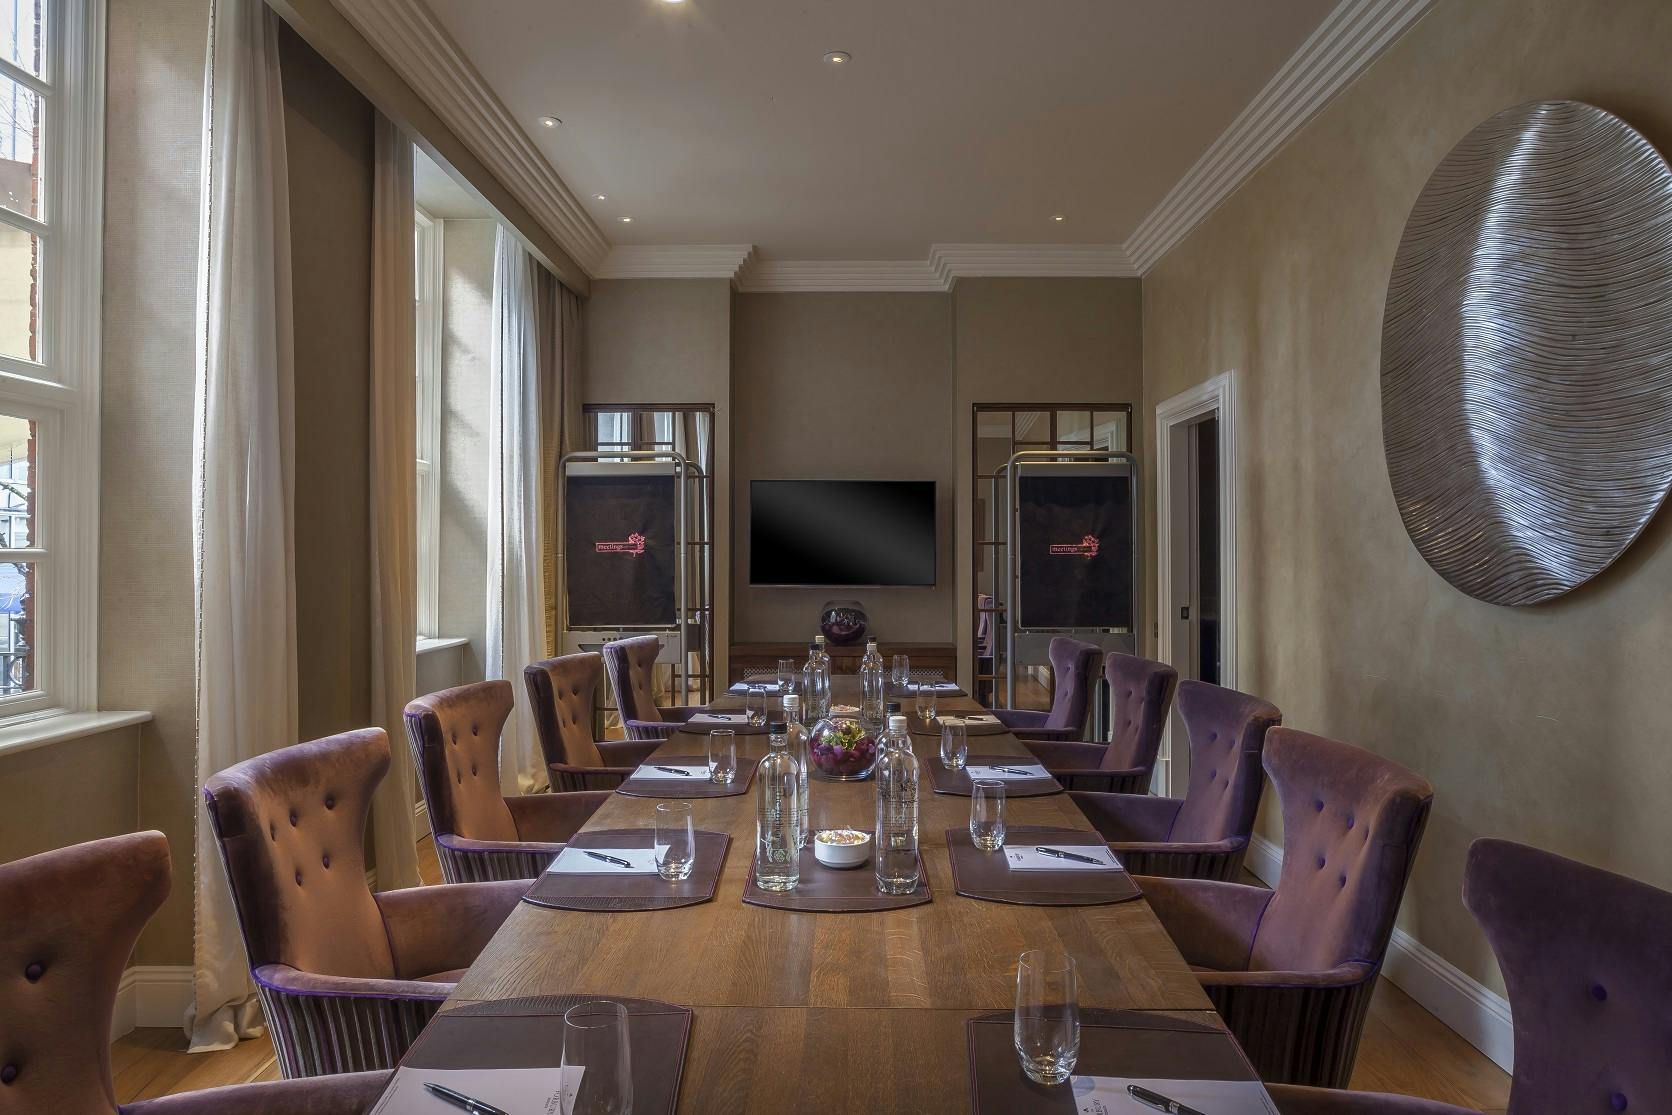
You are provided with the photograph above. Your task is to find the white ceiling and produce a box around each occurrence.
[418,0,1339,261]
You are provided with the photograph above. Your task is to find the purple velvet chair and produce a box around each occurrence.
[1070,680,1279,879]
[1025,652,1178,792]
[203,730,530,1077]
[990,636,1102,741]
[525,652,660,791]
[602,635,702,741]
[0,830,387,1113]
[1270,838,1672,1114]
[404,680,610,883]
[1137,727,1433,1088]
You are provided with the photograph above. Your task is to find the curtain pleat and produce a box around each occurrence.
[188,0,296,1052]
[367,113,421,891]
[536,273,578,657]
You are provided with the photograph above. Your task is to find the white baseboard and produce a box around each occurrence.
[111,965,194,1039]
[1245,835,1513,1073]
[415,798,429,835]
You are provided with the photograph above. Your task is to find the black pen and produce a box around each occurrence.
[1036,846,1103,865]
[1126,1084,1206,1115]
[584,850,635,868]
[993,765,1036,776]
[423,1081,510,1115]
[651,764,694,776]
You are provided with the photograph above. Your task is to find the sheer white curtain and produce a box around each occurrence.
[487,228,548,793]
[368,114,421,890]
[188,0,295,1051]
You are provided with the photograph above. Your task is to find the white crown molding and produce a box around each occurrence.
[929,243,1137,281]
[735,258,946,293]
[332,0,612,273]
[1125,0,1435,272]
[594,245,757,281]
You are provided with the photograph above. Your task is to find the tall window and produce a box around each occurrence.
[413,206,441,637]
[0,0,104,718]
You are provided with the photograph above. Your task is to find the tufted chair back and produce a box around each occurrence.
[602,636,661,725]
[1099,652,1177,773]
[0,831,169,1114]
[1043,637,1102,731]
[1168,681,1281,844]
[1249,728,1432,975]
[524,652,606,768]
[404,681,519,844]
[203,730,397,980]
[1464,839,1672,1115]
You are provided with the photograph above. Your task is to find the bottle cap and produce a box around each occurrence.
[888,714,908,732]
[783,693,800,710]
[886,701,901,713]
[767,715,787,731]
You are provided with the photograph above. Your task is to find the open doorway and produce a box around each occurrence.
[1155,372,1237,796]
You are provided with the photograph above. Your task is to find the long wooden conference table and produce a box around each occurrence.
[444,679,1220,1111]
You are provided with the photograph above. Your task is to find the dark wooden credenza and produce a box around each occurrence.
[729,642,958,685]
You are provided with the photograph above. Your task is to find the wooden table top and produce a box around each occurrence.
[445,680,1216,1112]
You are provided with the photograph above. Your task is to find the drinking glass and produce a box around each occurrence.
[891,654,910,689]
[561,1000,633,1115]
[939,718,968,770]
[970,779,1006,851]
[915,684,937,725]
[777,658,798,696]
[654,802,695,881]
[707,729,737,785]
[744,685,766,727]
[1014,950,1080,1086]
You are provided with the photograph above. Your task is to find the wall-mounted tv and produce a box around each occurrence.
[750,479,936,587]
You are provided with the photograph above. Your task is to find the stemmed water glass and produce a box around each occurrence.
[561,1000,634,1114]
[1014,950,1079,1086]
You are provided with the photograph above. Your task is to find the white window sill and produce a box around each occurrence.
[0,709,152,761]
[417,636,469,656]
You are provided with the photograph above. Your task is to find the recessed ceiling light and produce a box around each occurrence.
[593,193,607,201]
[824,51,851,65]
[537,115,561,128]
[620,216,634,223]
[660,0,685,4]
[1052,214,1067,222]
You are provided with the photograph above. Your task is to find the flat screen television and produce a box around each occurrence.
[750,479,936,586]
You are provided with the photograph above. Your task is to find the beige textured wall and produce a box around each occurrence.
[731,292,955,643]
[0,728,140,865]
[437,219,495,679]
[101,0,207,968]
[280,23,375,743]
[951,278,1144,685]
[581,279,733,677]
[1140,0,1672,995]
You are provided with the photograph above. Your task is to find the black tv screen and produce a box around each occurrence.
[750,480,936,586]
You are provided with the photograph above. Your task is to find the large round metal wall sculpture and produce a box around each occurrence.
[1381,101,1672,606]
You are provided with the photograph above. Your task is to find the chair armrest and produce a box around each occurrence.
[1196,961,1375,991]
[598,737,664,765]
[120,1073,393,1115]
[622,718,677,740]
[251,962,452,1002]
[374,879,529,980]
[436,832,566,857]
[1014,727,1080,742]
[992,707,1051,731]
[1069,791,1183,842]
[1110,837,1244,858]
[1133,875,1274,971]
[1024,739,1107,770]
[1267,1084,1479,1115]
[506,790,611,842]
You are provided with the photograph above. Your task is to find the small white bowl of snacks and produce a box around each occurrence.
[812,828,872,869]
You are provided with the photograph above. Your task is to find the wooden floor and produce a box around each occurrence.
[112,835,1510,1111]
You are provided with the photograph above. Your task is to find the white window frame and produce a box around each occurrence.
[414,206,442,639]
[0,0,105,721]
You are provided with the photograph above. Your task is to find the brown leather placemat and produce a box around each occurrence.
[678,713,768,735]
[926,756,1062,798]
[947,826,1142,906]
[889,681,967,699]
[742,847,931,912]
[967,1009,1262,1113]
[615,755,757,798]
[909,716,1010,742]
[521,828,729,912]
[396,995,690,1115]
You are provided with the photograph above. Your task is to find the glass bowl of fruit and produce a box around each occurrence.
[806,717,879,781]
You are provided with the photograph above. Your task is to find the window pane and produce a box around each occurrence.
[0,70,39,221]
[1055,410,1091,445]
[1093,410,1128,452]
[1013,410,1050,443]
[0,557,31,694]
[0,1,43,78]
[0,413,33,547]
[0,223,38,361]
[0,415,35,697]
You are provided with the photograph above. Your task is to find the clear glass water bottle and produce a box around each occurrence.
[754,716,801,892]
[801,639,831,721]
[876,705,910,756]
[783,693,811,847]
[874,714,921,895]
[859,638,885,728]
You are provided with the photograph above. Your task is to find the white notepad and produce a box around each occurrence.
[690,712,749,726]
[728,681,784,694]
[627,762,708,781]
[1072,1076,1278,1114]
[369,1066,582,1114]
[546,846,659,875]
[966,763,1049,781]
[1005,844,1123,872]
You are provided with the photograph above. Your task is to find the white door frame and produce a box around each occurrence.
[1154,370,1238,796]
